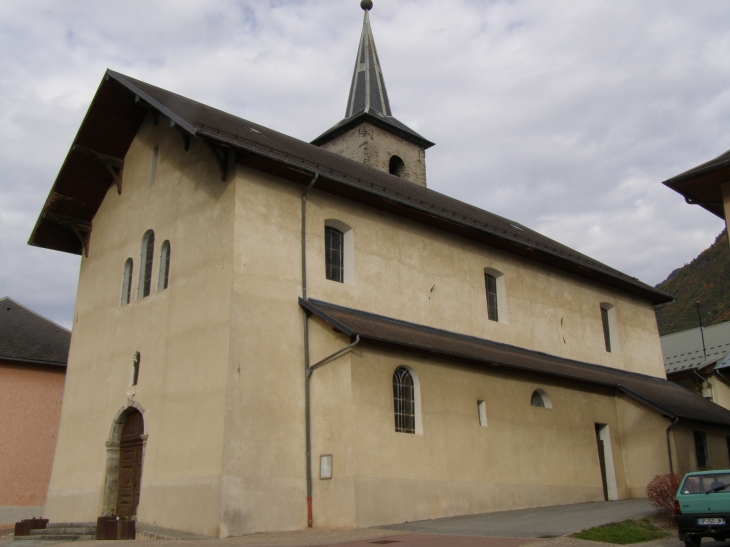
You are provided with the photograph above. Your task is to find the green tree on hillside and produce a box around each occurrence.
[656,230,730,336]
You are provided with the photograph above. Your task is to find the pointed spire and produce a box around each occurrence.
[311,2,434,153]
[345,4,392,118]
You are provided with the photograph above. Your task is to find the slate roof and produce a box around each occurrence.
[662,147,730,219]
[28,70,672,305]
[311,10,434,149]
[0,297,70,367]
[662,321,730,375]
[301,298,730,427]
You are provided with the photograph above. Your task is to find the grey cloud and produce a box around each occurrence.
[1,0,728,327]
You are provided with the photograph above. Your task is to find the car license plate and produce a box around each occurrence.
[698,518,725,526]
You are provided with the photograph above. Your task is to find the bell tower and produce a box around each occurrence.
[312,0,434,187]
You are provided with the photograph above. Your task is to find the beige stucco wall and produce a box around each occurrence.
[0,361,65,509]
[44,115,235,537]
[319,123,427,187]
[303,318,687,528]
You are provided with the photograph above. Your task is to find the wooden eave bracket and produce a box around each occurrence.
[204,140,230,181]
[170,121,191,152]
[72,145,124,194]
[42,212,92,257]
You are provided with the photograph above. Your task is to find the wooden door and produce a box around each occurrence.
[116,411,144,517]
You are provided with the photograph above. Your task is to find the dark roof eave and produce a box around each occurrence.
[0,355,68,368]
[661,158,730,220]
[311,111,435,150]
[301,298,730,427]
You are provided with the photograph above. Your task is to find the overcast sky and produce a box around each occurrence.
[1,0,729,329]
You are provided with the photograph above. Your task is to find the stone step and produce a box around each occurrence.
[14,534,95,542]
[30,527,96,536]
[46,523,95,529]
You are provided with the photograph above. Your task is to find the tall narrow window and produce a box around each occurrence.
[150,145,158,185]
[485,274,498,322]
[477,400,487,427]
[325,226,344,283]
[393,366,415,434]
[158,240,171,291]
[695,430,709,468]
[138,230,155,299]
[601,306,611,352]
[120,258,133,306]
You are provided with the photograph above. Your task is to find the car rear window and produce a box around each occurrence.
[681,474,730,494]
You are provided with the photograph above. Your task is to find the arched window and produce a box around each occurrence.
[531,389,552,409]
[138,230,155,299]
[389,155,405,177]
[324,220,354,284]
[120,258,133,306]
[158,240,171,291]
[393,366,416,433]
[484,268,508,323]
[600,303,620,353]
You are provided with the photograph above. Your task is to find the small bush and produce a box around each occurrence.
[647,472,682,522]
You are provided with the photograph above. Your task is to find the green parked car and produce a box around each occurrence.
[675,470,730,547]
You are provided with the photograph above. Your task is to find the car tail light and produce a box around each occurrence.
[674,500,681,515]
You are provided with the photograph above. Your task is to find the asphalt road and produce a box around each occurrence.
[378,499,656,538]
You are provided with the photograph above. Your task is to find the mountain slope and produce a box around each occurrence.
[656,230,730,336]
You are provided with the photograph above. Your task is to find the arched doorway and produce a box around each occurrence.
[116,410,144,517]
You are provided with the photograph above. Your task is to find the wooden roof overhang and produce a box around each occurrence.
[29,70,672,305]
[662,150,730,220]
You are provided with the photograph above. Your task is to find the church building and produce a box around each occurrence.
[31,2,730,538]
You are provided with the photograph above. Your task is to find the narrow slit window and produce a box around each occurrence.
[695,430,709,468]
[120,258,133,306]
[601,306,611,352]
[485,273,498,322]
[150,145,158,185]
[158,240,171,291]
[478,400,487,427]
[138,230,155,299]
[393,366,415,434]
[325,226,344,283]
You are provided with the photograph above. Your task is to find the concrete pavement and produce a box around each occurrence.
[379,499,656,538]
[0,499,694,547]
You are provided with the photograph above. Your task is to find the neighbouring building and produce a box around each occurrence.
[663,146,730,246]
[29,3,730,538]
[0,297,69,525]
[662,321,730,409]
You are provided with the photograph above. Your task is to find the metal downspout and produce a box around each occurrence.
[666,417,680,474]
[301,173,318,528]
[693,368,712,398]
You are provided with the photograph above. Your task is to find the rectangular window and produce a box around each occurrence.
[485,274,498,322]
[325,226,344,283]
[478,400,487,427]
[319,455,333,479]
[601,306,611,352]
[695,430,709,468]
